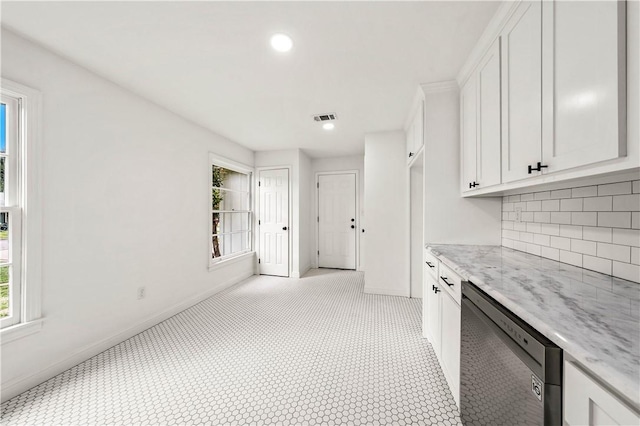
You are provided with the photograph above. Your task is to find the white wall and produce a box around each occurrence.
[298,150,312,276]
[0,29,256,401]
[363,131,409,296]
[410,163,424,298]
[422,87,502,245]
[309,155,365,270]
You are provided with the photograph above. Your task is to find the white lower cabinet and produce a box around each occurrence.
[565,361,640,426]
[423,257,461,408]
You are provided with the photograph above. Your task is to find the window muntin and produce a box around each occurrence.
[211,164,252,263]
[0,94,23,328]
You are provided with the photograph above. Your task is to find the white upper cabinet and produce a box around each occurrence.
[542,1,626,172]
[501,0,542,183]
[461,39,502,192]
[406,99,424,164]
[461,74,478,192]
[476,39,502,188]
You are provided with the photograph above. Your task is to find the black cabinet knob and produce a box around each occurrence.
[409,152,414,158]
[350,225,355,229]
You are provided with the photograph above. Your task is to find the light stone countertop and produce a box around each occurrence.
[426,244,640,408]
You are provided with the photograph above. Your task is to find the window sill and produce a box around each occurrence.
[1,318,43,345]
[208,251,255,272]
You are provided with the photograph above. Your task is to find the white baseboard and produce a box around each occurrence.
[291,265,312,279]
[363,286,410,298]
[1,271,255,402]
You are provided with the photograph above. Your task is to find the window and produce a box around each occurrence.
[1,79,42,340]
[210,155,253,265]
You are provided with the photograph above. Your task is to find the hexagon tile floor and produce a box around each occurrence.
[1,269,461,425]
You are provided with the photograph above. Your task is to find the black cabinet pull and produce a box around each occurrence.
[432,285,436,291]
[434,287,440,294]
[528,162,549,174]
[426,261,435,268]
[469,181,479,188]
[440,276,454,287]
[409,152,414,158]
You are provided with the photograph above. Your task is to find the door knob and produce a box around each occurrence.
[351,225,355,229]
[282,226,288,231]
[351,218,355,222]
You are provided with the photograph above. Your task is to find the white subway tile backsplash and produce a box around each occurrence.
[560,250,582,267]
[571,239,597,256]
[541,200,560,211]
[572,186,597,198]
[583,256,612,275]
[520,232,534,243]
[561,198,583,211]
[534,212,551,223]
[550,189,572,199]
[612,229,640,247]
[560,224,582,239]
[550,212,572,224]
[534,191,551,201]
[502,180,639,282]
[526,222,542,234]
[613,194,640,211]
[572,212,597,226]
[540,246,560,261]
[527,201,542,211]
[613,262,640,283]
[583,196,612,212]
[597,243,631,262]
[583,226,612,243]
[598,182,632,196]
[598,212,631,228]
[540,223,560,236]
[550,236,571,250]
[534,234,550,246]
[526,244,542,256]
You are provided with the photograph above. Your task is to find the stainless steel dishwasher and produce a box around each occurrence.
[460,282,563,426]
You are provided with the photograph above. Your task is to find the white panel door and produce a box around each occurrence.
[460,75,478,192]
[501,0,543,183]
[476,38,502,189]
[259,169,289,277]
[318,173,356,269]
[542,1,626,172]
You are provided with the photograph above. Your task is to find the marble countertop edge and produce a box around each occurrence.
[426,244,640,409]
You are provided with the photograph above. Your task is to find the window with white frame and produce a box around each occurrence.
[210,156,252,264]
[0,79,42,339]
[1,93,23,328]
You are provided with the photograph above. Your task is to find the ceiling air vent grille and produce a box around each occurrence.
[313,113,337,122]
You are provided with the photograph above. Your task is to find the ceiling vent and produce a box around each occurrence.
[313,113,337,122]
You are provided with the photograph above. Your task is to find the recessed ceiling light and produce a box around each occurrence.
[323,123,335,130]
[270,33,293,52]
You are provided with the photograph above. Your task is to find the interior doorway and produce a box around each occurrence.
[258,168,290,277]
[317,172,357,270]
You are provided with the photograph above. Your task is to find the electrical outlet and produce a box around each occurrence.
[515,206,522,223]
[137,287,146,300]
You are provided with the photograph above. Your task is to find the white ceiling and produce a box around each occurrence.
[1,1,499,158]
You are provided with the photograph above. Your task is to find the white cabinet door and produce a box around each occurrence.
[564,361,640,426]
[542,1,626,173]
[460,76,478,192]
[425,275,442,357]
[440,290,461,407]
[476,39,502,189]
[501,0,543,183]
